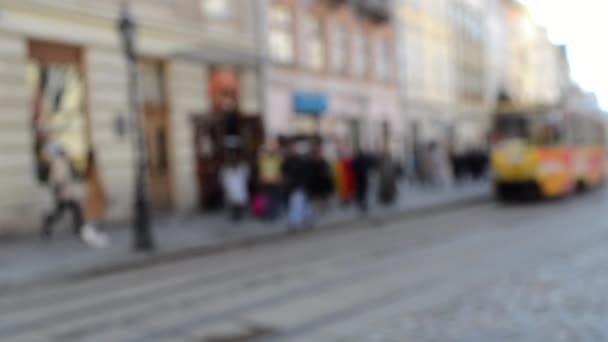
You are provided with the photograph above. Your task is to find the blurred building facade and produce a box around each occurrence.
[0,0,582,234]
[0,0,263,233]
[502,0,568,106]
[263,0,402,158]
[565,84,602,113]
[483,0,508,125]
[395,0,455,152]
[396,0,492,152]
[450,0,488,148]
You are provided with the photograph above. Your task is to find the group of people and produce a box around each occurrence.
[450,149,490,182]
[39,137,487,245]
[407,142,489,187]
[219,139,400,231]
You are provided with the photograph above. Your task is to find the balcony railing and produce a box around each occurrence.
[327,0,349,7]
[326,0,392,22]
[355,0,391,22]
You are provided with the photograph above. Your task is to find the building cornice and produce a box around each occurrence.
[1,0,256,53]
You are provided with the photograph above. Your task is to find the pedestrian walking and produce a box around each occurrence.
[333,142,355,205]
[283,141,313,231]
[256,140,283,219]
[429,142,453,187]
[41,142,84,239]
[352,149,372,213]
[220,151,250,222]
[378,152,398,205]
[414,144,432,185]
[309,143,334,213]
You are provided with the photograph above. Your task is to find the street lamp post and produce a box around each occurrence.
[118,1,155,251]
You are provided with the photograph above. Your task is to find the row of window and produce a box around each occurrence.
[202,0,232,19]
[400,0,483,34]
[452,13,483,41]
[269,3,394,82]
[401,0,451,21]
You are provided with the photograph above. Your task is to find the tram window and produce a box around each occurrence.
[538,125,563,146]
[494,114,529,139]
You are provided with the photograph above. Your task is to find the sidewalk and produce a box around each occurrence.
[0,182,490,291]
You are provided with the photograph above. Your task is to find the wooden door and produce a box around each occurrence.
[139,59,173,208]
[193,116,224,210]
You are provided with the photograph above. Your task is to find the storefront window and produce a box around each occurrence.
[28,61,88,182]
[269,4,295,64]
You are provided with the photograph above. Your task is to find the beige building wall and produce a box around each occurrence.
[167,62,208,211]
[86,48,133,223]
[0,31,42,232]
[0,0,261,234]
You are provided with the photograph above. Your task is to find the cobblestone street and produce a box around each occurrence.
[347,240,608,342]
[0,0,605,341]
[2,188,608,341]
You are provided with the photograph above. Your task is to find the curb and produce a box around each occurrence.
[1,191,491,293]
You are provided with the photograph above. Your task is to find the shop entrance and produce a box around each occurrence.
[192,67,264,210]
[138,58,173,208]
[192,115,264,210]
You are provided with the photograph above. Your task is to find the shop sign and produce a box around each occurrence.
[293,92,328,115]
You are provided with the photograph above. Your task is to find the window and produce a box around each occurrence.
[534,124,563,146]
[138,61,165,105]
[432,51,441,94]
[406,35,418,90]
[306,16,325,71]
[398,38,407,83]
[332,24,349,74]
[375,37,391,82]
[352,31,368,77]
[202,0,231,19]
[269,4,294,64]
[494,114,530,140]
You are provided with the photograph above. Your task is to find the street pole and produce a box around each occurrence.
[118,0,155,252]
[254,0,270,138]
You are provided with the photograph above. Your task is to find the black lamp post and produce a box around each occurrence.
[118,1,155,251]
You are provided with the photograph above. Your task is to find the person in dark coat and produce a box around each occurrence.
[378,152,398,205]
[282,141,313,230]
[41,142,83,238]
[308,144,334,212]
[352,149,372,212]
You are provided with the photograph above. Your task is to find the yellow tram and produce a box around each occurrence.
[491,103,606,200]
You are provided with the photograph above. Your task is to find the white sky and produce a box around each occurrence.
[522,0,608,108]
